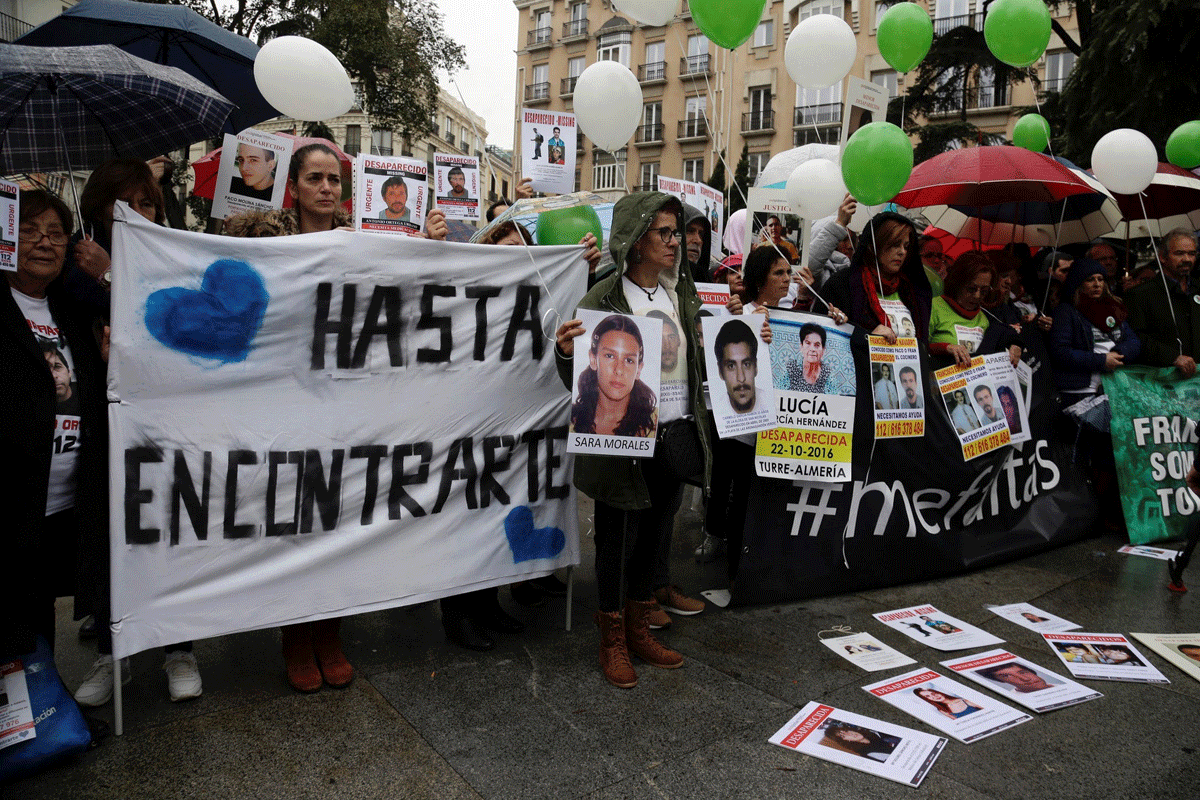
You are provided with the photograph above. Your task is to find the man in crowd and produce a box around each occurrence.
[378,177,411,222]
[683,202,718,285]
[1126,228,1199,377]
[1087,241,1120,285]
[974,385,1004,425]
[899,366,922,409]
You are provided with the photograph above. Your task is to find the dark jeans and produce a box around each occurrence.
[595,420,704,612]
[705,436,754,582]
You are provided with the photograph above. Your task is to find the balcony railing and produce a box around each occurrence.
[563,19,589,38]
[638,61,667,83]
[635,123,664,144]
[742,110,775,133]
[794,127,841,147]
[677,118,709,140]
[636,181,658,192]
[1043,77,1068,94]
[794,103,842,126]
[934,83,1009,113]
[444,131,455,147]
[560,76,578,96]
[680,54,711,77]
[524,82,551,102]
[933,13,983,36]
[1,11,33,43]
[527,27,553,48]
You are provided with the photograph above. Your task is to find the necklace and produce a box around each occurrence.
[627,273,660,302]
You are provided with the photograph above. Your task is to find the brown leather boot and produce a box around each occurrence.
[312,617,354,688]
[281,623,322,693]
[624,599,683,669]
[594,610,637,688]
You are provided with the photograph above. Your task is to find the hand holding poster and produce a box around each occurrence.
[873,604,1004,651]
[357,155,428,236]
[756,309,855,481]
[935,356,1011,460]
[0,178,17,271]
[566,310,661,458]
[1042,633,1169,683]
[863,668,1031,743]
[703,316,777,440]
[521,108,576,195]
[869,335,924,438]
[433,153,480,220]
[941,649,1102,713]
[211,130,293,220]
[769,702,946,788]
[986,602,1080,633]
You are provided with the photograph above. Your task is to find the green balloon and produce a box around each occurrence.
[841,122,913,207]
[1166,120,1200,169]
[690,0,767,50]
[536,205,603,250]
[876,3,933,73]
[1012,113,1051,152]
[984,0,1052,68]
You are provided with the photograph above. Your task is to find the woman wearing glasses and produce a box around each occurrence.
[553,192,711,689]
[929,253,1023,369]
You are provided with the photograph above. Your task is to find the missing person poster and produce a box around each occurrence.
[982,352,1030,445]
[743,187,800,264]
[1130,632,1200,683]
[986,602,1080,634]
[873,604,1004,651]
[0,178,17,271]
[567,309,662,458]
[821,633,916,673]
[433,153,480,220]
[935,356,1011,461]
[1042,633,1169,684]
[1118,544,1179,560]
[941,649,1102,714]
[769,702,946,788]
[703,316,777,439]
[869,335,924,438]
[840,76,889,157]
[756,309,855,481]
[657,176,723,252]
[357,154,428,236]
[694,282,732,314]
[0,659,35,750]
[521,108,576,195]
[864,668,1031,744]
[210,130,292,220]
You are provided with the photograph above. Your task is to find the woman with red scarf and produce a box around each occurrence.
[817,212,932,345]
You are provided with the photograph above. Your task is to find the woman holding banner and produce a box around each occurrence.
[929,253,1024,369]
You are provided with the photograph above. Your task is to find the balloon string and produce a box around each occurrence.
[1039,198,1070,314]
[1031,78,1057,163]
[1140,193,1184,359]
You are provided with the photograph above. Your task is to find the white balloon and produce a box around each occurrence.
[573,61,642,151]
[1091,128,1158,195]
[785,160,846,220]
[785,15,857,89]
[611,0,676,27]
[254,36,355,122]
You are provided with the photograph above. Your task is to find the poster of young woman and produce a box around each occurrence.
[566,309,663,458]
[864,668,1031,744]
[755,309,855,481]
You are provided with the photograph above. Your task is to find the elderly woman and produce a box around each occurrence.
[554,192,708,688]
[1,192,107,680]
[929,253,1024,368]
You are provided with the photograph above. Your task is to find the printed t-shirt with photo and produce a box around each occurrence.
[623,276,690,423]
[11,287,81,515]
[878,296,919,339]
[929,296,988,354]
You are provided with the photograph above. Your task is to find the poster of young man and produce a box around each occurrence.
[755,310,855,481]
[356,154,428,236]
[210,130,293,220]
[1131,632,1200,684]
[521,108,576,195]
[864,668,1031,744]
[935,356,1011,460]
[769,702,946,788]
[696,180,724,254]
[869,335,924,438]
[433,153,480,220]
[703,316,777,439]
[873,604,1004,651]
[0,178,17,271]
[941,649,1103,714]
[982,352,1030,445]
[743,187,800,265]
[566,309,663,458]
[986,602,1080,634]
[1042,633,1169,683]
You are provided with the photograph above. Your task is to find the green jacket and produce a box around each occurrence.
[555,191,712,510]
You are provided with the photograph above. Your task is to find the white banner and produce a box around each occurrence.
[107,207,584,657]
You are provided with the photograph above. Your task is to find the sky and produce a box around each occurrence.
[437,1,520,151]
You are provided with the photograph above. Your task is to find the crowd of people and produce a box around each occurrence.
[3,145,1197,702]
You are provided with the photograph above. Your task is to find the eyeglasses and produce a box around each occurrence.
[19,226,68,246]
[649,226,681,244]
[963,284,989,295]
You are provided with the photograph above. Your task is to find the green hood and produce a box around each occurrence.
[608,191,685,275]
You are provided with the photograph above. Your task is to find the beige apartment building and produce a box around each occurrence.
[513,0,1080,198]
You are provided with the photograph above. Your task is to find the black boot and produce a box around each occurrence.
[471,588,525,635]
[441,596,495,651]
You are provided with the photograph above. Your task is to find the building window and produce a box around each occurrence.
[683,157,704,183]
[796,81,842,122]
[371,129,393,156]
[529,63,550,100]
[567,2,588,36]
[747,152,770,185]
[933,0,973,35]
[641,101,663,141]
[874,1,898,29]
[799,0,842,22]
[643,41,666,80]
[461,126,470,151]
[1044,50,1076,93]
[533,8,552,43]
[593,149,627,190]
[343,124,360,156]
[749,86,772,129]
[445,115,454,139]
[640,162,660,192]
[568,56,586,79]
[598,31,631,67]
[686,95,707,119]
[753,19,774,47]
[871,69,898,99]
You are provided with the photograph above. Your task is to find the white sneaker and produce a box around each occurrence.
[74,655,130,707]
[163,651,202,702]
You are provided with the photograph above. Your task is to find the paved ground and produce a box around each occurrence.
[10,493,1200,799]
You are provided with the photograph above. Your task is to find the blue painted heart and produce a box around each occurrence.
[145,259,268,362]
[504,505,566,563]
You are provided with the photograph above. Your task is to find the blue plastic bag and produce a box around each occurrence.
[0,636,91,784]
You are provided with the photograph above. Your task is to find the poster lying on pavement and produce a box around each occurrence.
[1042,633,1169,683]
[941,649,1102,713]
[873,605,1004,651]
[821,632,916,672]
[1130,632,1200,683]
[986,602,1080,634]
[863,668,1031,743]
[769,702,946,787]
